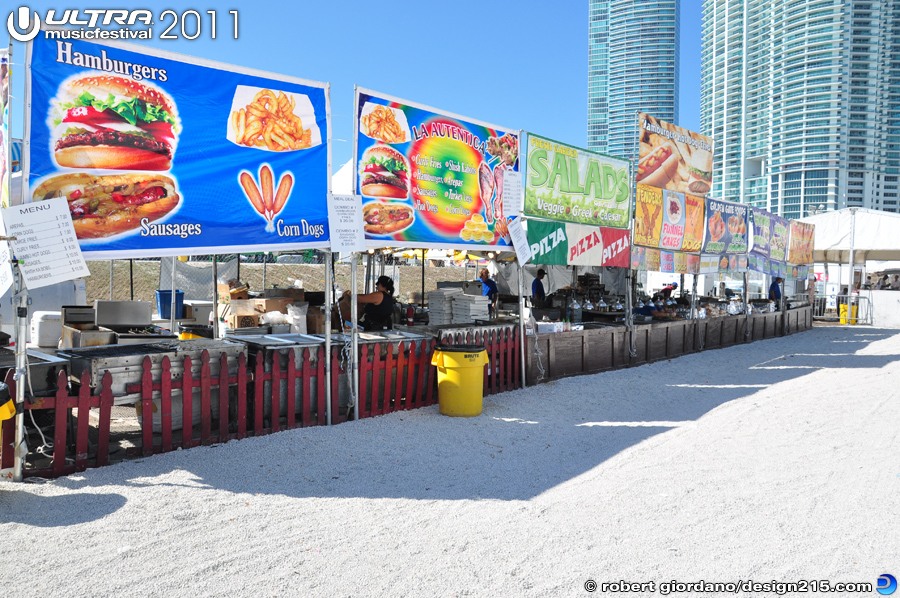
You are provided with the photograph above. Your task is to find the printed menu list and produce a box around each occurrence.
[327,194,366,253]
[3,198,89,290]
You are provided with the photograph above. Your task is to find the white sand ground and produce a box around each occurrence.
[2,325,899,597]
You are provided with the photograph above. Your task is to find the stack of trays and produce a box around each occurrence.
[428,288,462,325]
[451,295,491,324]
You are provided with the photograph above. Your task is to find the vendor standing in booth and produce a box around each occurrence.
[660,282,678,299]
[769,277,783,308]
[343,275,396,331]
[479,268,499,317]
[532,269,546,302]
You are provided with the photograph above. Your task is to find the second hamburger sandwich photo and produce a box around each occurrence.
[359,144,410,199]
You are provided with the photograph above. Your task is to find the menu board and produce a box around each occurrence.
[27,36,330,258]
[770,215,790,262]
[701,198,748,254]
[635,184,704,252]
[637,113,715,196]
[3,198,89,289]
[750,208,771,259]
[354,88,518,249]
[788,221,814,264]
[327,194,365,253]
[523,133,630,229]
[631,246,698,274]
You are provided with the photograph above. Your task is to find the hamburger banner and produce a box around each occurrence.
[634,184,705,252]
[354,88,518,250]
[522,133,631,229]
[637,113,714,196]
[26,36,330,258]
[701,198,748,255]
[525,219,630,268]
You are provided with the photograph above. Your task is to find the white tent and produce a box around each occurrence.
[800,208,900,264]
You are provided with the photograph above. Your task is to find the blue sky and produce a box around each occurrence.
[4,0,703,167]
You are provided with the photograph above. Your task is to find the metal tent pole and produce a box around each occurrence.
[212,255,218,339]
[170,257,177,334]
[12,264,27,482]
[324,252,333,425]
[743,271,750,338]
[847,208,857,324]
[351,254,359,420]
[129,259,134,300]
[421,256,425,309]
[518,260,527,388]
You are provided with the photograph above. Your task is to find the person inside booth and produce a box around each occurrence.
[342,275,396,331]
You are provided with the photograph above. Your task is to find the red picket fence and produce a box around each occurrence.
[439,326,521,395]
[349,339,438,421]
[0,369,114,479]
[1,334,521,478]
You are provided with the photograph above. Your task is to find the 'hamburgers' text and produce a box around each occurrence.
[56,41,167,81]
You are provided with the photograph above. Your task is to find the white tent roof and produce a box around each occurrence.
[332,160,353,195]
[800,208,900,264]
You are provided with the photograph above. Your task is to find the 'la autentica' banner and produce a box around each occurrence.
[354,88,518,250]
[523,133,631,229]
[26,36,330,258]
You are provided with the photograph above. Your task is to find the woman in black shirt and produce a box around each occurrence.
[345,275,396,331]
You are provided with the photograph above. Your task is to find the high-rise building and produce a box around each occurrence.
[701,0,900,217]
[588,0,680,160]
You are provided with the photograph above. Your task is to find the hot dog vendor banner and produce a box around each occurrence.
[525,219,630,267]
[26,36,330,258]
[701,198,749,255]
[522,133,631,229]
[787,220,814,265]
[637,113,714,196]
[633,184,705,251]
[353,87,518,250]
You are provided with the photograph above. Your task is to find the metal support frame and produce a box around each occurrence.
[212,255,219,339]
[325,252,333,425]
[517,260,527,388]
[351,254,359,420]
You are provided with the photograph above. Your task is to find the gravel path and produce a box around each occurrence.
[2,326,899,597]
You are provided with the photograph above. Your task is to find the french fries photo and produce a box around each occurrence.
[360,105,407,144]
[231,89,312,151]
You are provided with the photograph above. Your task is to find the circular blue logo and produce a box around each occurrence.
[878,574,897,596]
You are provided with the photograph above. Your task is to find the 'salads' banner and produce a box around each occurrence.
[523,133,631,229]
[27,36,330,258]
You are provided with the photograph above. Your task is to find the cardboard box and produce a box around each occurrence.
[230,298,294,316]
[306,307,326,334]
[227,313,260,329]
[217,282,249,303]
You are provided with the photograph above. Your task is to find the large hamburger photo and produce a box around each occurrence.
[50,75,179,171]
[359,145,409,198]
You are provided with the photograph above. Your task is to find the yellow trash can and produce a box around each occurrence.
[431,345,489,417]
[839,304,858,325]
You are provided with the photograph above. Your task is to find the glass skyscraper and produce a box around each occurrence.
[588,0,680,160]
[701,0,900,217]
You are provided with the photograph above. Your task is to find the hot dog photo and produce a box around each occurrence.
[638,112,714,196]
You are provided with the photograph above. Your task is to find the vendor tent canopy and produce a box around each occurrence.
[800,208,900,264]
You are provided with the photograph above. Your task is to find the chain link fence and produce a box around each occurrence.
[84,252,473,305]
